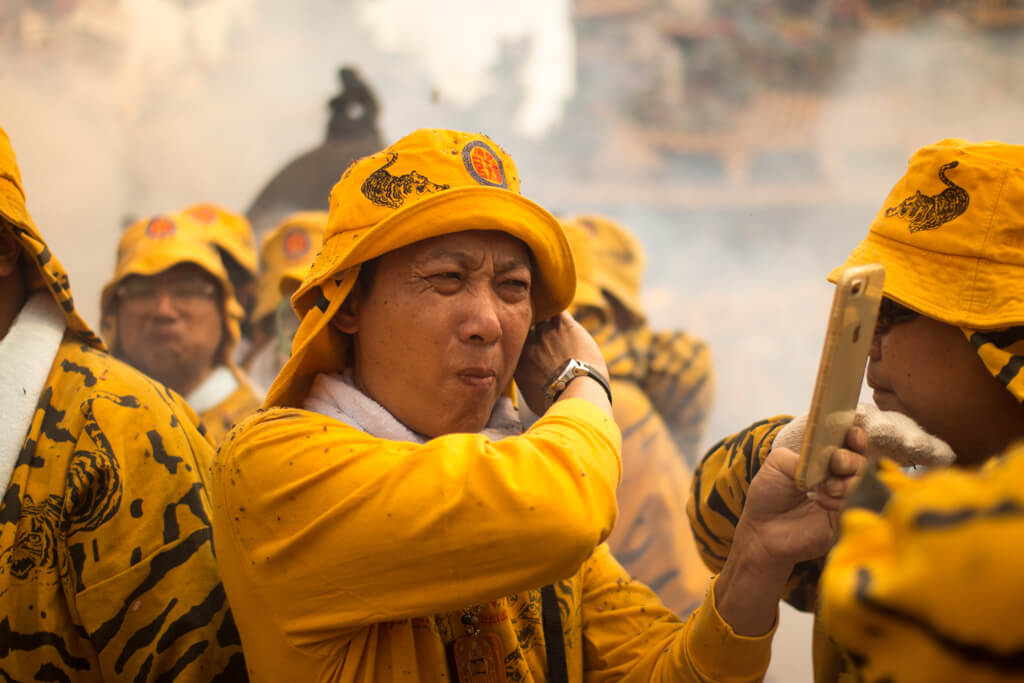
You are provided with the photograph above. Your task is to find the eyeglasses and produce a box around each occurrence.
[117,278,219,306]
[875,297,919,334]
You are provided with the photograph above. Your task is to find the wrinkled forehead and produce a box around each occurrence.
[385,229,533,270]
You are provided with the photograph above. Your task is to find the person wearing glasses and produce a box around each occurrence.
[100,212,263,443]
[0,127,246,679]
[688,139,1024,682]
[207,129,872,682]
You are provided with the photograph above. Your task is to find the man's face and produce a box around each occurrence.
[335,230,533,437]
[115,263,224,394]
[866,304,1018,466]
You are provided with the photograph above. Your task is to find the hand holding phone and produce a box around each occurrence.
[795,264,885,492]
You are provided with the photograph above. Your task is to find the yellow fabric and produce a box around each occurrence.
[253,211,326,323]
[961,325,1024,402]
[566,218,713,464]
[100,213,245,369]
[198,366,265,445]
[605,379,711,616]
[571,214,647,326]
[562,228,709,613]
[828,139,1024,330]
[821,441,1024,683]
[641,328,715,463]
[585,317,714,467]
[265,128,576,408]
[0,127,103,350]
[0,334,246,680]
[829,140,1024,407]
[211,398,773,682]
[181,201,259,279]
[561,217,606,311]
[688,416,854,682]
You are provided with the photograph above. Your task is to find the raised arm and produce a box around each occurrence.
[686,416,828,611]
[211,396,621,645]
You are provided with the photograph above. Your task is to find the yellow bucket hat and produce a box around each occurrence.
[573,214,647,325]
[561,217,609,314]
[252,211,326,323]
[830,139,1024,402]
[0,127,104,350]
[100,213,244,367]
[180,202,259,282]
[829,139,1024,328]
[264,128,575,408]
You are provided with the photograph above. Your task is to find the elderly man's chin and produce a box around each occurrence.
[419,393,503,437]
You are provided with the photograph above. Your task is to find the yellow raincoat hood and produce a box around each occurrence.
[181,201,259,282]
[100,213,245,368]
[252,211,326,323]
[0,127,103,350]
[572,214,646,326]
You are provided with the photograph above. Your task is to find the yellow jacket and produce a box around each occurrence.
[0,336,246,680]
[821,443,1024,683]
[198,368,264,445]
[688,416,849,682]
[578,309,713,468]
[211,399,774,682]
[605,378,711,616]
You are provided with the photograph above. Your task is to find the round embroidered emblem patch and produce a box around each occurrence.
[462,141,508,188]
[146,217,176,238]
[186,205,218,224]
[282,227,312,260]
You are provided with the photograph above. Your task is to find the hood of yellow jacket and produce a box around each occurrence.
[0,127,104,350]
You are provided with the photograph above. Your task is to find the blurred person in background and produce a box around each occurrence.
[562,217,710,616]
[101,213,263,444]
[245,211,326,391]
[689,139,1024,682]
[208,128,866,682]
[180,202,260,364]
[572,214,714,466]
[0,127,246,680]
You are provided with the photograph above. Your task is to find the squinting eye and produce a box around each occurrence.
[503,280,530,290]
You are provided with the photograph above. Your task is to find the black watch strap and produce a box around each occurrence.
[543,359,613,407]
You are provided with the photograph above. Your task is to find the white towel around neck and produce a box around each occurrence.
[303,370,523,443]
[185,365,240,415]
[0,291,67,492]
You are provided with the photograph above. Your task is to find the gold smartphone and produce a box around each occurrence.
[795,263,885,492]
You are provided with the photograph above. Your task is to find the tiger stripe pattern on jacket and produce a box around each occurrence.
[0,337,247,681]
[688,415,863,682]
[576,309,714,467]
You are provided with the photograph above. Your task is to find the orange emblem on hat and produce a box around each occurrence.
[146,217,176,238]
[462,141,507,188]
[186,205,218,224]
[283,228,312,259]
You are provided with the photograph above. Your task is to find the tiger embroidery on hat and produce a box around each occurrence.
[360,153,450,209]
[885,160,970,233]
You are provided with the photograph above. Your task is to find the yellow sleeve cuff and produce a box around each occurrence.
[685,574,776,683]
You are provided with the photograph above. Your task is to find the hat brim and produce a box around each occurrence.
[295,186,574,321]
[828,230,1024,330]
[264,186,575,408]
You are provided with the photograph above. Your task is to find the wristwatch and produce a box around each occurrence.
[543,359,613,407]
